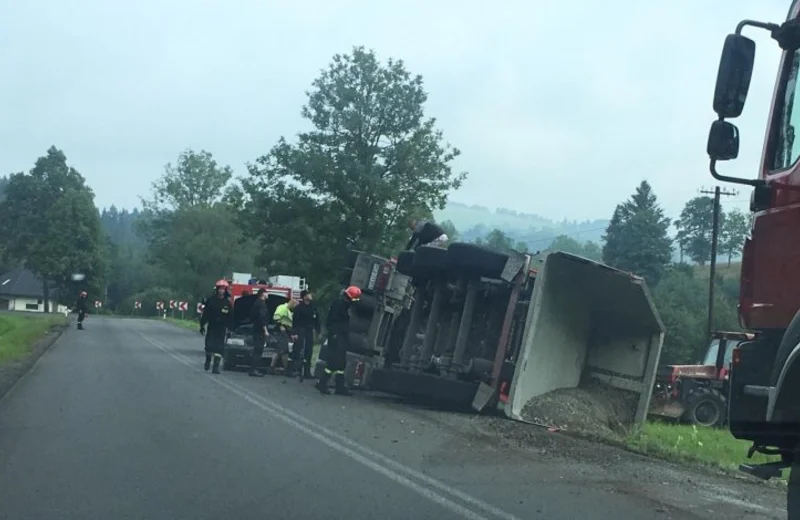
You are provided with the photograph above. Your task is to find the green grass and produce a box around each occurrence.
[693,261,741,280]
[164,317,199,332]
[628,421,791,481]
[0,313,67,364]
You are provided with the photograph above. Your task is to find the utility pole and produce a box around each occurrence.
[699,186,738,335]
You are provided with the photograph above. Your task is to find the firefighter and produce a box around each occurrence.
[316,285,361,395]
[248,288,270,377]
[200,279,233,374]
[271,298,298,375]
[405,219,448,250]
[292,290,321,381]
[76,291,89,330]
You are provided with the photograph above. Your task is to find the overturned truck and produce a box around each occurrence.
[317,242,665,430]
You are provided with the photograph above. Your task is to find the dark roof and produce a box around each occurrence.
[0,269,46,298]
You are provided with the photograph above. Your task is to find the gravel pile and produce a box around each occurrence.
[520,377,639,440]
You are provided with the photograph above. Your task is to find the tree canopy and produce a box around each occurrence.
[239,46,466,294]
[0,147,106,308]
[675,196,717,265]
[602,181,673,285]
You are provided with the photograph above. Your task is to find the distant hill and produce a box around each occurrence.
[434,201,609,250]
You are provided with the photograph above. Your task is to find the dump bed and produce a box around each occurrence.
[506,252,665,429]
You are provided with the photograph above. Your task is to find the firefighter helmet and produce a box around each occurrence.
[344,285,361,301]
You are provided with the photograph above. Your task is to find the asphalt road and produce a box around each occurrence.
[0,317,789,520]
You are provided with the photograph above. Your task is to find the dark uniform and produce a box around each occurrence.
[315,289,357,395]
[76,294,88,330]
[406,220,446,250]
[293,296,321,381]
[200,292,233,374]
[248,293,270,377]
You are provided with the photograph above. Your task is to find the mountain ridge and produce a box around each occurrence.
[434,201,609,249]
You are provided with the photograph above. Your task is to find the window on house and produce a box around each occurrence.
[37,299,42,304]
[25,303,39,310]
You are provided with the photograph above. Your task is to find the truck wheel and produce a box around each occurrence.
[686,388,727,427]
[446,242,509,279]
[347,332,371,354]
[352,293,378,313]
[412,245,448,278]
[339,268,353,286]
[396,251,415,276]
[345,250,363,269]
[789,454,798,520]
[350,314,371,335]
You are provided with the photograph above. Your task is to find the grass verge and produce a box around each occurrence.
[0,313,67,364]
[164,317,198,332]
[628,421,792,482]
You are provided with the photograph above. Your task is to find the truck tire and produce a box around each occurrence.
[412,245,448,278]
[446,242,509,279]
[345,250,363,269]
[352,293,378,313]
[339,268,353,286]
[347,332,371,354]
[772,309,800,396]
[350,314,371,335]
[685,387,727,428]
[396,251,415,276]
[789,446,799,520]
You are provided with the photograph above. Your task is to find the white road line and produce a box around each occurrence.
[141,333,522,520]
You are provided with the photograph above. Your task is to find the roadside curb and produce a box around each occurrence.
[0,319,69,403]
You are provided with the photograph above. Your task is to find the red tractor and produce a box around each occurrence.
[705,3,800,515]
[650,331,754,427]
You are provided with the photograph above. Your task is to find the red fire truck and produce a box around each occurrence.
[706,3,800,514]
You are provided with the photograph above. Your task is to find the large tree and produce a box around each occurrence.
[602,181,672,285]
[675,196,717,265]
[144,149,233,212]
[139,149,254,302]
[0,147,106,309]
[240,46,465,291]
[720,207,749,266]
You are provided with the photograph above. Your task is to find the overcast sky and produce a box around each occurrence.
[0,0,792,222]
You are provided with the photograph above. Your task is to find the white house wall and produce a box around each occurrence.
[9,296,67,314]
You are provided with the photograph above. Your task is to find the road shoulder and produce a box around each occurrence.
[0,313,68,401]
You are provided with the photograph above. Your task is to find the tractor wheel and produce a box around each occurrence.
[685,387,727,428]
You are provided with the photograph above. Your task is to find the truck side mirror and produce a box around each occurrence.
[707,120,740,161]
[713,34,756,118]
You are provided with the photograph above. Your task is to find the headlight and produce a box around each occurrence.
[227,338,245,346]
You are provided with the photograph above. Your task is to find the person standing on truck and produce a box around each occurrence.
[76,291,89,330]
[200,280,233,374]
[292,290,321,381]
[271,298,298,375]
[405,219,448,250]
[316,285,361,396]
[247,288,270,378]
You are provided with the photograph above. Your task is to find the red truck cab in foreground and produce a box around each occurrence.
[707,1,800,510]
